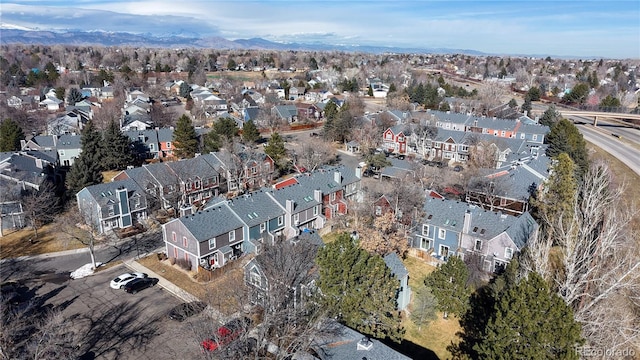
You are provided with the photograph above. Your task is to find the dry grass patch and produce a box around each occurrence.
[402,313,462,359]
[0,222,84,259]
[137,254,247,316]
[102,170,121,182]
[321,231,344,244]
[403,255,436,289]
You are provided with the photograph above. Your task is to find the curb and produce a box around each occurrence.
[122,258,199,303]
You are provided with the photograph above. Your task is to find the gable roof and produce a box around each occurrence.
[77,178,144,208]
[226,189,285,227]
[383,252,409,279]
[266,183,320,213]
[178,202,244,241]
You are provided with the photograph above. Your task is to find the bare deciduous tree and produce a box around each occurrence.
[523,161,640,354]
[358,212,409,257]
[61,204,106,269]
[296,138,335,172]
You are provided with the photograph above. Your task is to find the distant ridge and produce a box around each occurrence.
[0,28,486,55]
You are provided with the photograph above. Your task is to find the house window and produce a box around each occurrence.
[313,206,318,216]
[421,238,431,250]
[195,180,201,189]
[166,142,171,148]
[173,247,178,258]
[330,193,336,201]
[208,238,216,250]
[252,166,257,174]
[375,206,382,216]
[59,150,65,156]
[278,216,284,226]
[475,239,482,251]
[422,225,429,236]
[494,260,506,273]
[438,229,446,239]
[149,144,155,150]
[494,131,498,136]
[505,247,514,259]
[172,232,177,243]
[250,270,262,287]
[229,230,236,242]
[439,245,450,258]
[108,205,115,216]
[293,213,299,224]
[182,236,188,247]
[501,131,506,137]
[385,132,392,140]
[532,134,538,141]
[520,133,525,139]
[260,222,266,233]
[398,135,404,142]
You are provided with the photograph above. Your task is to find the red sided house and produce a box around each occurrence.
[382,125,409,155]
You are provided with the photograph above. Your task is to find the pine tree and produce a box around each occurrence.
[388,83,397,93]
[213,117,239,141]
[539,105,561,127]
[533,153,577,225]
[367,85,374,97]
[263,132,286,167]
[241,120,260,144]
[66,121,104,197]
[316,233,405,342]
[67,88,84,106]
[102,120,134,170]
[521,95,532,114]
[179,82,192,98]
[474,272,582,359]
[202,130,221,153]
[425,256,471,318]
[545,119,589,178]
[173,114,199,159]
[0,118,25,151]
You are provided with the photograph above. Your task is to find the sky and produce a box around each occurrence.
[1,0,639,59]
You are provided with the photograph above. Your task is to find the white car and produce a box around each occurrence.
[110,273,147,290]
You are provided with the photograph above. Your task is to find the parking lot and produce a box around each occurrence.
[19,264,211,360]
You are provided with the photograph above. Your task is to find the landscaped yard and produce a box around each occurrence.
[0,222,85,259]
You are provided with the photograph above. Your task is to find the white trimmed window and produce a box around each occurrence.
[208,238,216,250]
[505,247,514,259]
[474,239,482,251]
[422,225,429,236]
[313,206,319,216]
[438,229,446,239]
[229,230,236,242]
[172,232,177,243]
[182,236,188,247]
[260,222,266,233]
[278,216,284,226]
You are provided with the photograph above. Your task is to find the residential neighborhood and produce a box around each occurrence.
[1,41,639,360]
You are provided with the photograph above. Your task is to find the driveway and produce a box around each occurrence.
[9,264,208,360]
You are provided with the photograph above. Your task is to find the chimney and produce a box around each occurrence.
[20,139,27,150]
[52,135,57,147]
[313,189,322,202]
[357,337,373,351]
[35,158,43,169]
[333,171,342,184]
[286,199,295,213]
[463,209,472,234]
[355,166,362,179]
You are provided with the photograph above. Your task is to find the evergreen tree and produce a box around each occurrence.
[521,95,532,114]
[54,87,66,101]
[474,272,582,359]
[367,85,374,97]
[424,256,471,318]
[533,153,577,225]
[322,101,339,140]
[563,83,589,104]
[179,82,192,98]
[309,57,318,70]
[213,117,239,141]
[316,233,404,342]
[66,123,104,197]
[545,119,589,178]
[263,132,287,167]
[599,95,621,109]
[102,120,134,170]
[241,120,260,144]
[539,105,561,127]
[388,83,397,93]
[172,114,199,158]
[67,88,84,106]
[508,98,518,108]
[202,131,221,153]
[0,118,25,152]
[527,87,541,101]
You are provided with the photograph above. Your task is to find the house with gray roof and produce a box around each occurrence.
[21,134,82,167]
[266,183,325,239]
[272,105,298,123]
[383,252,411,311]
[293,166,362,219]
[0,151,55,191]
[1,201,25,232]
[162,201,245,271]
[305,321,411,360]
[412,196,538,272]
[76,178,148,234]
[125,129,160,160]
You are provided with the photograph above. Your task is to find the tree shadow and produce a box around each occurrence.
[73,300,171,359]
[381,338,440,360]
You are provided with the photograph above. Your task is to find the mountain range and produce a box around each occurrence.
[0,28,485,56]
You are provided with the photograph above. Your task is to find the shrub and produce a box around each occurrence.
[176,258,192,271]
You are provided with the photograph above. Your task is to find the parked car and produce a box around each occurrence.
[110,273,147,289]
[168,301,208,321]
[453,165,463,172]
[202,318,251,352]
[122,277,158,294]
[309,132,319,137]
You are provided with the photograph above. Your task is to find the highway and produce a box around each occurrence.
[574,121,640,176]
